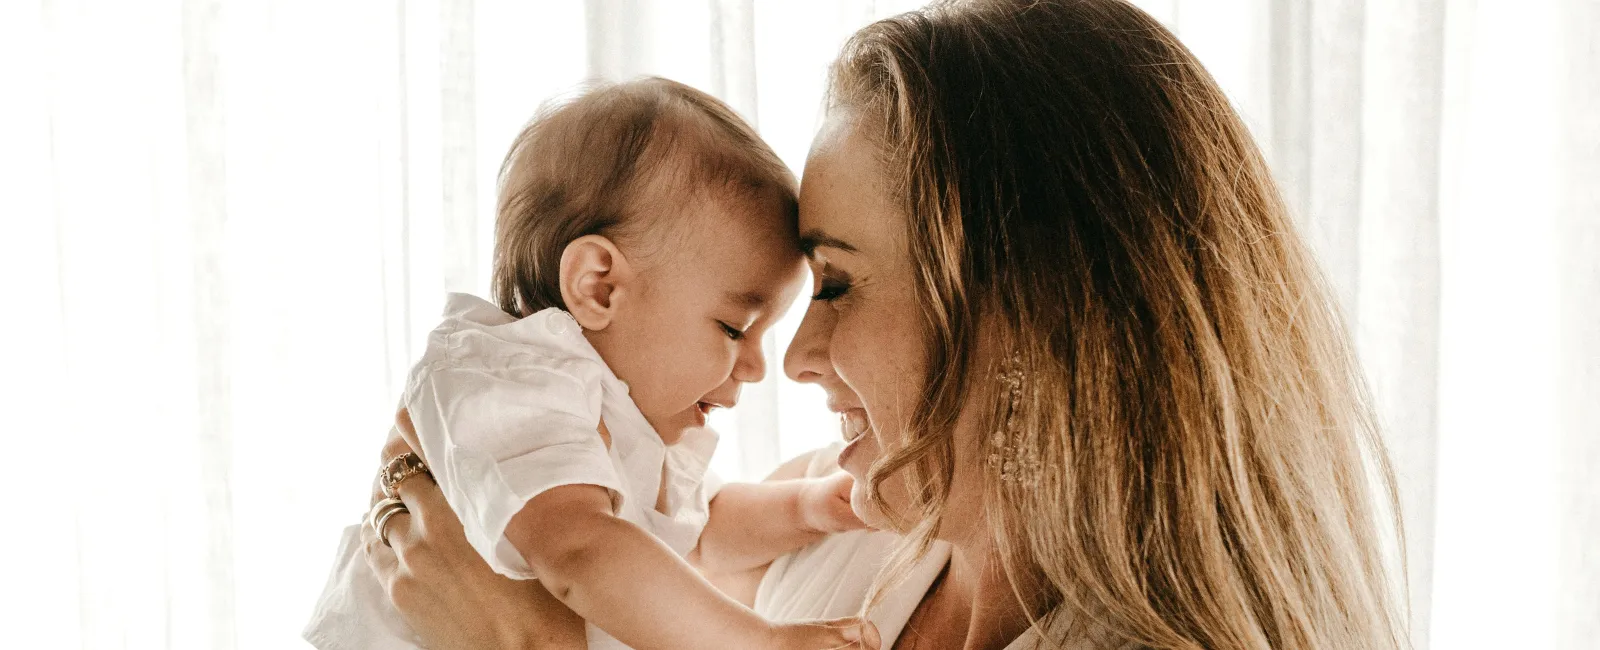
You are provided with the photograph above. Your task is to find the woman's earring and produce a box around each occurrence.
[989,354,1042,487]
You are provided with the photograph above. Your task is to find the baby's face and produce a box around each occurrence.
[596,190,806,443]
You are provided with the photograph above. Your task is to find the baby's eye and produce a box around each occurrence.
[718,322,746,341]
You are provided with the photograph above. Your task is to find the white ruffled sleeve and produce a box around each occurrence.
[404,328,622,581]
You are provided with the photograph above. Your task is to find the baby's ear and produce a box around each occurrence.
[557,234,631,331]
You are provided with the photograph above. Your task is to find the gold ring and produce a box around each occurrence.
[381,452,433,498]
[367,497,406,536]
[373,502,409,547]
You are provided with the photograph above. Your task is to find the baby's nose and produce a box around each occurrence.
[734,340,766,383]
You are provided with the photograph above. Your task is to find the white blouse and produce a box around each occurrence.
[753,444,1082,650]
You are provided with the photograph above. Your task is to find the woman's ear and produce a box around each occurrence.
[558,235,632,331]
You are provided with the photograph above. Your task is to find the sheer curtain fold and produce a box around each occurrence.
[1303,0,1367,306]
[0,2,1593,649]
[585,0,649,82]
[1556,1,1600,646]
[1354,3,1448,645]
[179,0,238,647]
[439,0,480,297]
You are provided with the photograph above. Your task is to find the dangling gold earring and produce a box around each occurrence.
[989,353,1041,487]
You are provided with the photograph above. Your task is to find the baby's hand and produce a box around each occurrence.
[798,472,867,534]
[770,618,880,649]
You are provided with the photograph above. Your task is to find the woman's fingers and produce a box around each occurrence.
[363,413,444,625]
[368,473,388,508]
[374,408,436,521]
[389,467,449,532]
[384,509,419,550]
[361,512,401,580]
[381,423,414,463]
[394,408,425,461]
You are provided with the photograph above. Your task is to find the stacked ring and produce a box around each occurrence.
[367,497,409,547]
[380,452,433,498]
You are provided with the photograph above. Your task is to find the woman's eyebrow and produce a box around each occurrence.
[722,289,770,309]
[798,229,858,258]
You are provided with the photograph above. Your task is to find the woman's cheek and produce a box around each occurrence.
[827,310,860,383]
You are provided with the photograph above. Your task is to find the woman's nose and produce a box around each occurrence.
[783,299,834,384]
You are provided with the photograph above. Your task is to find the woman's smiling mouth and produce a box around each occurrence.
[836,408,872,469]
[840,409,870,442]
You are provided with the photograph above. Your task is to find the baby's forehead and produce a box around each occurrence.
[642,182,801,262]
[625,138,798,241]
[635,185,805,303]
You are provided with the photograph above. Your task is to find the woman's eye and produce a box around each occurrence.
[811,281,850,302]
[719,322,746,341]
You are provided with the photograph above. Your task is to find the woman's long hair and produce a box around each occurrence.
[832,1,1408,647]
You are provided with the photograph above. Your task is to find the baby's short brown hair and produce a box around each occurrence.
[491,77,797,318]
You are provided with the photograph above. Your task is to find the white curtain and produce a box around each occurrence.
[0,1,1592,649]
[1137,2,1599,648]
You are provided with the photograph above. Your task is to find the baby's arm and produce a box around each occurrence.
[690,472,865,576]
[521,580,588,649]
[506,483,776,650]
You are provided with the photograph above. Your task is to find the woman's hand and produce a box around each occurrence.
[363,412,585,650]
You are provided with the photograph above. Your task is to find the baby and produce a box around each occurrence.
[304,77,870,650]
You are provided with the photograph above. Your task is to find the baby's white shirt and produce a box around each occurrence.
[407,293,719,577]
[304,293,720,650]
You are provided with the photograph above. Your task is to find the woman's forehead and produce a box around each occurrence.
[797,119,901,258]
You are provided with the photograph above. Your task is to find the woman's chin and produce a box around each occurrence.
[850,482,898,532]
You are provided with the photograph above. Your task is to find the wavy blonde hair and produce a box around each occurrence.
[833,1,1409,647]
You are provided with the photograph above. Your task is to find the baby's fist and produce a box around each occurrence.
[772,617,880,650]
[798,472,867,534]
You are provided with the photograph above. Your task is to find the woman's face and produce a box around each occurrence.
[784,116,986,536]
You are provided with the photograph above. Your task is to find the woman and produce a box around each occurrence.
[362,0,1409,647]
